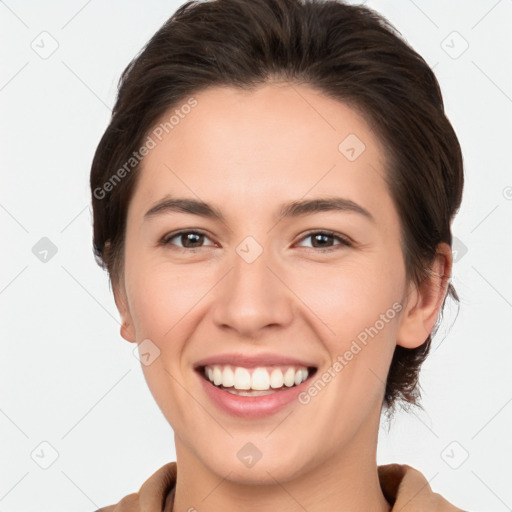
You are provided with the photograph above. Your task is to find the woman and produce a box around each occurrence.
[90,0,466,510]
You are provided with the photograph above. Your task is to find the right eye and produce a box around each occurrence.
[159,230,217,250]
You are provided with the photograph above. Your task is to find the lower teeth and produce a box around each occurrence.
[220,386,279,396]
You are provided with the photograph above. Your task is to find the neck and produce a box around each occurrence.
[172,407,392,512]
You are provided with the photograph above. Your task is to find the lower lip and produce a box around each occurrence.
[196,369,315,419]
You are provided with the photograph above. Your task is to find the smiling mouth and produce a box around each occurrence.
[196,364,318,396]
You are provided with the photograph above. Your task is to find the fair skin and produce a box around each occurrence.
[113,82,452,512]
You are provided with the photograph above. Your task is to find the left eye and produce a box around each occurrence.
[295,231,352,251]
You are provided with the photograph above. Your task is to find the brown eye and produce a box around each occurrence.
[296,230,352,251]
[161,230,215,249]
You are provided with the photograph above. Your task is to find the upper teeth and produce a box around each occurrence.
[204,365,309,390]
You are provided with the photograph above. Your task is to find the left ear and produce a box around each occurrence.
[396,242,453,349]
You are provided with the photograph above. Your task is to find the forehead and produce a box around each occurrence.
[128,83,395,227]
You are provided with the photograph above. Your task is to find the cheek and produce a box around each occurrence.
[292,256,404,392]
[125,260,215,341]
[292,258,402,331]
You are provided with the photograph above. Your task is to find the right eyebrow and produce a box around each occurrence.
[144,196,226,222]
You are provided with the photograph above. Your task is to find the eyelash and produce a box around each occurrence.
[159,229,353,253]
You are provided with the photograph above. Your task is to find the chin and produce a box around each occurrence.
[204,449,310,486]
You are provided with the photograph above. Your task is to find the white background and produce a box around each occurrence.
[1,1,511,511]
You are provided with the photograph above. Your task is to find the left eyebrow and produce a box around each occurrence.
[143,195,375,224]
[276,196,375,224]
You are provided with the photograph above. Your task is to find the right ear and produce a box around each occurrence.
[113,280,137,343]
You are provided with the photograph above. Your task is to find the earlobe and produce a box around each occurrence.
[113,281,137,343]
[396,243,452,350]
[120,320,137,343]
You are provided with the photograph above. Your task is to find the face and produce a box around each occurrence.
[114,83,447,484]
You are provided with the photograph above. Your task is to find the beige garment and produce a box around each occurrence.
[96,461,466,511]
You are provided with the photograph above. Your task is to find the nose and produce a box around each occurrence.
[211,242,294,338]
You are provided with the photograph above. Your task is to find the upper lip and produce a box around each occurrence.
[194,352,318,370]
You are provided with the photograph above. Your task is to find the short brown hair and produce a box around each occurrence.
[90,0,464,417]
